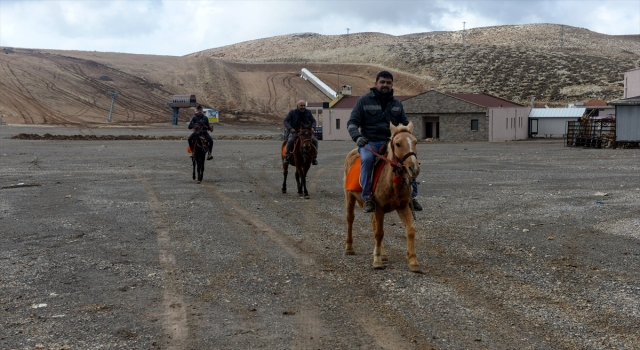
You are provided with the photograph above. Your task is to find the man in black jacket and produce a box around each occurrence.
[283,100,318,165]
[347,71,422,213]
[188,105,213,160]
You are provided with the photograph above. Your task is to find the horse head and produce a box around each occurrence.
[298,125,314,154]
[389,122,420,179]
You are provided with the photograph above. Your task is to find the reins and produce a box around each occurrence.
[366,130,416,171]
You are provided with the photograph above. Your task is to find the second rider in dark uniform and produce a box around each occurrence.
[188,105,214,160]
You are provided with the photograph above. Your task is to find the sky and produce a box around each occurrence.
[1,0,639,56]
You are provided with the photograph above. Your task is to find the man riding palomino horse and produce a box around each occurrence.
[188,105,213,161]
[347,71,422,213]
[283,100,318,166]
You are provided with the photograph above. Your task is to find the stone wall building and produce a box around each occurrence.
[402,90,529,142]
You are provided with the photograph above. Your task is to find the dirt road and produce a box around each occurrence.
[1,126,639,349]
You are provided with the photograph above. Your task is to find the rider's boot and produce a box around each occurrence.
[411,197,423,211]
[207,152,213,160]
[312,158,318,165]
[363,198,376,213]
[283,153,290,165]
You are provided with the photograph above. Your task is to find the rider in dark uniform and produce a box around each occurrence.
[188,105,213,160]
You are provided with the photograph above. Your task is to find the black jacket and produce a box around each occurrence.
[284,108,317,131]
[188,114,211,131]
[347,88,408,142]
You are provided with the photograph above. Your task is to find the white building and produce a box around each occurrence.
[624,68,640,99]
[529,108,586,138]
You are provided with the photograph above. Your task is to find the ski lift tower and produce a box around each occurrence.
[107,90,119,122]
[167,94,198,125]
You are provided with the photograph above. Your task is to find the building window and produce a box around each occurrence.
[336,118,341,129]
[471,119,478,131]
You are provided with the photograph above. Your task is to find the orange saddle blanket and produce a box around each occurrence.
[345,156,385,192]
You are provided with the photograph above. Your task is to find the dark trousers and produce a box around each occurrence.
[188,132,213,153]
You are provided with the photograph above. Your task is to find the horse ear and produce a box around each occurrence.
[407,121,414,133]
[390,122,397,134]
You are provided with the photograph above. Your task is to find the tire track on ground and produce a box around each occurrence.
[229,150,434,348]
[132,171,190,350]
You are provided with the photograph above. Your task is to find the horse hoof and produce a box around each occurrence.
[382,255,389,262]
[196,181,201,184]
[345,249,355,256]
[282,189,286,194]
[408,264,421,273]
[304,195,310,199]
[298,193,303,197]
[373,261,385,269]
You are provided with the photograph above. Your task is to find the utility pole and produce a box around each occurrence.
[561,24,564,51]
[107,90,119,122]
[462,22,466,48]
[346,28,350,46]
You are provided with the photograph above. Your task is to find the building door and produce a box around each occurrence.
[425,122,433,138]
[422,116,440,139]
[529,118,538,138]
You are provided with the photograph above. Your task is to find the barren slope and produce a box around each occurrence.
[1,24,639,125]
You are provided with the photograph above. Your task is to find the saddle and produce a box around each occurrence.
[281,137,307,166]
[345,148,387,192]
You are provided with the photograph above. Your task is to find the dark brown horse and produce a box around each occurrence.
[343,122,421,272]
[190,124,210,184]
[281,126,317,198]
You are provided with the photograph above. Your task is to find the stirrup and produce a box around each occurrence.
[363,199,376,213]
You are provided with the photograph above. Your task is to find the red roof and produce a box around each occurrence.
[446,93,523,107]
[584,99,608,107]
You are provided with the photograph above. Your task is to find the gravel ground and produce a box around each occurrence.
[1,125,639,350]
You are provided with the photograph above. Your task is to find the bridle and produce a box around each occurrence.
[366,129,419,217]
[296,127,314,162]
[367,130,417,173]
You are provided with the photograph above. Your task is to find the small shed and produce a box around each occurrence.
[608,96,640,143]
[529,108,586,138]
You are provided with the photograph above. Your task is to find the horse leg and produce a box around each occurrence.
[192,156,196,180]
[196,154,204,184]
[198,155,205,182]
[372,210,385,269]
[282,163,288,193]
[345,192,356,255]
[295,167,303,196]
[302,167,310,199]
[371,209,388,261]
[397,206,421,272]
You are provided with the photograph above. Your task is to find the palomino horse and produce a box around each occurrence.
[281,125,317,198]
[190,124,210,184]
[343,122,421,272]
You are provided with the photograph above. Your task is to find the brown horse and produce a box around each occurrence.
[281,126,317,198]
[343,122,421,272]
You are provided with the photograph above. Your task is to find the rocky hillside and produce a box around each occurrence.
[192,24,640,105]
[1,24,638,125]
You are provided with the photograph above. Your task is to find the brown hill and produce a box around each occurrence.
[1,24,638,126]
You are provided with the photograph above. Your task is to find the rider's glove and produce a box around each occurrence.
[356,136,369,147]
